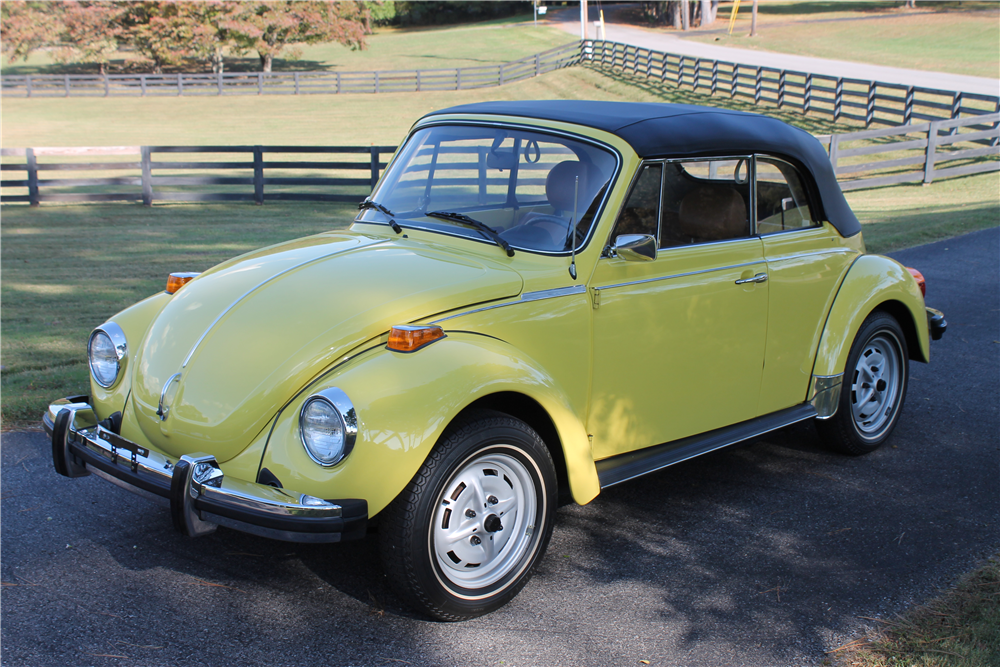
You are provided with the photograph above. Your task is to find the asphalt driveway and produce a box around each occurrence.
[2,227,997,667]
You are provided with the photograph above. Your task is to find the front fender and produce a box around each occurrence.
[258,332,600,516]
[812,255,929,378]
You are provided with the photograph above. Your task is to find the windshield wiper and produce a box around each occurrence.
[425,211,514,257]
[358,198,402,234]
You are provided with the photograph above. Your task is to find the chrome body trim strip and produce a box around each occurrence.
[596,259,761,292]
[809,373,844,420]
[431,284,587,324]
[182,240,389,368]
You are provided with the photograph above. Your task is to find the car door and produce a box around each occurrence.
[588,158,769,460]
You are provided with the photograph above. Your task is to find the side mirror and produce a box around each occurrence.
[613,234,656,262]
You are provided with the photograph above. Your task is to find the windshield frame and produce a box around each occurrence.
[357,120,623,257]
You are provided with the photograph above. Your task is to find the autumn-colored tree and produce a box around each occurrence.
[117,1,218,73]
[223,1,369,73]
[0,1,65,62]
[53,1,126,74]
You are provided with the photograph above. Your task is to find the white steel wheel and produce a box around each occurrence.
[431,451,537,592]
[818,311,909,455]
[379,409,557,621]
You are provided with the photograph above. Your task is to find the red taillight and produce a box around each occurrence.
[906,267,926,297]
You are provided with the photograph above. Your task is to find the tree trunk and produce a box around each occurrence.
[692,1,701,27]
[212,46,224,74]
[750,0,758,36]
[905,0,916,8]
[667,1,681,28]
[259,52,272,73]
[680,0,689,30]
[704,0,718,26]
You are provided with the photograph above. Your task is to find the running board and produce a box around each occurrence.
[596,404,818,489]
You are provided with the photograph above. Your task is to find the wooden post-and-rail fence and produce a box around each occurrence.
[2,113,996,206]
[0,145,395,206]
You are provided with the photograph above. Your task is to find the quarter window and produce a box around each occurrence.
[755,157,817,234]
[610,163,661,241]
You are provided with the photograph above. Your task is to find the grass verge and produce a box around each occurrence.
[676,2,999,79]
[833,555,1000,667]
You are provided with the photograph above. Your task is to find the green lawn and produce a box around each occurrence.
[683,1,999,79]
[0,15,569,75]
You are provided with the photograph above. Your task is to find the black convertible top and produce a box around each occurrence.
[424,101,860,238]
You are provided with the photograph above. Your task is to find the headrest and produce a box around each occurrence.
[546,161,591,213]
[677,186,748,241]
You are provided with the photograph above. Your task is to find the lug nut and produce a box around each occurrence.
[487,495,498,505]
[471,535,482,545]
[465,509,476,518]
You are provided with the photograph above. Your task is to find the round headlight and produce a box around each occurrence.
[300,398,347,466]
[88,324,127,388]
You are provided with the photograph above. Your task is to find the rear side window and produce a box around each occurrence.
[755,157,817,234]
[660,158,751,248]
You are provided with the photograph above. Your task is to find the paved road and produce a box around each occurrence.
[2,227,998,667]
[549,5,1000,97]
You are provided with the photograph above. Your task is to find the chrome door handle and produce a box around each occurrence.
[735,273,768,285]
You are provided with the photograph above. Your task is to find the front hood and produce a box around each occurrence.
[130,231,522,461]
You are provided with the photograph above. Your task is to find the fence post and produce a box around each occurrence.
[26,148,39,207]
[336,71,341,94]
[923,121,940,184]
[177,73,183,96]
[834,78,843,121]
[731,64,738,98]
[777,70,786,108]
[217,71,224,95]
[497,65,503,87]
[257,72,263,95]
[417,70,422,92]
[254,146,264,204]
[693,59,701,92]
[103,73,109,97]
[677,56,684,87]
[26,75,32,98]
[370,146,379,190]
[803,74,812,114]
[140,74,147,97]
[64,74,70,97]
[294,72,299,95]
[949,92,962,135]
[828,134,840,174]
[994,101,1000,148]
[865,82,876,126]
[376,71,382,93]
[711,61,718,95]
[535,54,540,77]
[903,86,914,125]
[754,68,762,105]
[141,146,153,206]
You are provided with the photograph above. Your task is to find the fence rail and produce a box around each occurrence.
[0,42,582,98]
[582,41,1000,128]
[0,145,395,206]
[3,114,996,207]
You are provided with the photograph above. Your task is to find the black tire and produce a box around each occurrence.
[817,310,909,455]
[378,409,557,621]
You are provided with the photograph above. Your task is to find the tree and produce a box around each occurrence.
[54,1,126,75]
[0,1,64,63]
[700,0,717,27]
[117,1,218,73]
[750,0,758,37]
[223,1,369,73]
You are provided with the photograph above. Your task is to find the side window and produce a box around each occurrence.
[660,158,751,247]
[611,163,661,240]
[755,157,817,234]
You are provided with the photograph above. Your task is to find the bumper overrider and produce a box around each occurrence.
[43,398,367,543]
[927,307,947,341]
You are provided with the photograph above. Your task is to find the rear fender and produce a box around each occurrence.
[259,332,599,516]
[812,255,929,379]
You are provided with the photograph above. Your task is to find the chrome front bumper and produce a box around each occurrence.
[43,398,366,543]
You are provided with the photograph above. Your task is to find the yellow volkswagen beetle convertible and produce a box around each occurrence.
[45,101,947,620]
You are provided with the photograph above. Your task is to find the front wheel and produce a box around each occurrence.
[817,310,909,455]
[379,410,557,620]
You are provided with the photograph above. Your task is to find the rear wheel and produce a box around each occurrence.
[818,311,909,455]
[379,410,556,620]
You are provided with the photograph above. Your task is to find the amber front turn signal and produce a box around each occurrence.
[166,272,200,294]
[905,267,926,297]
[387,325,445,353]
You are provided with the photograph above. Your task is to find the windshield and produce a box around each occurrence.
[359,125,618,254]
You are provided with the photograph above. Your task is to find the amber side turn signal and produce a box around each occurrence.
[905,267,926,297]
[166,272,200,294]
[387,325,445,353]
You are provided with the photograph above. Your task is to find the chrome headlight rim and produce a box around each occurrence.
[298,387,358,467]
[88,322,128,389]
